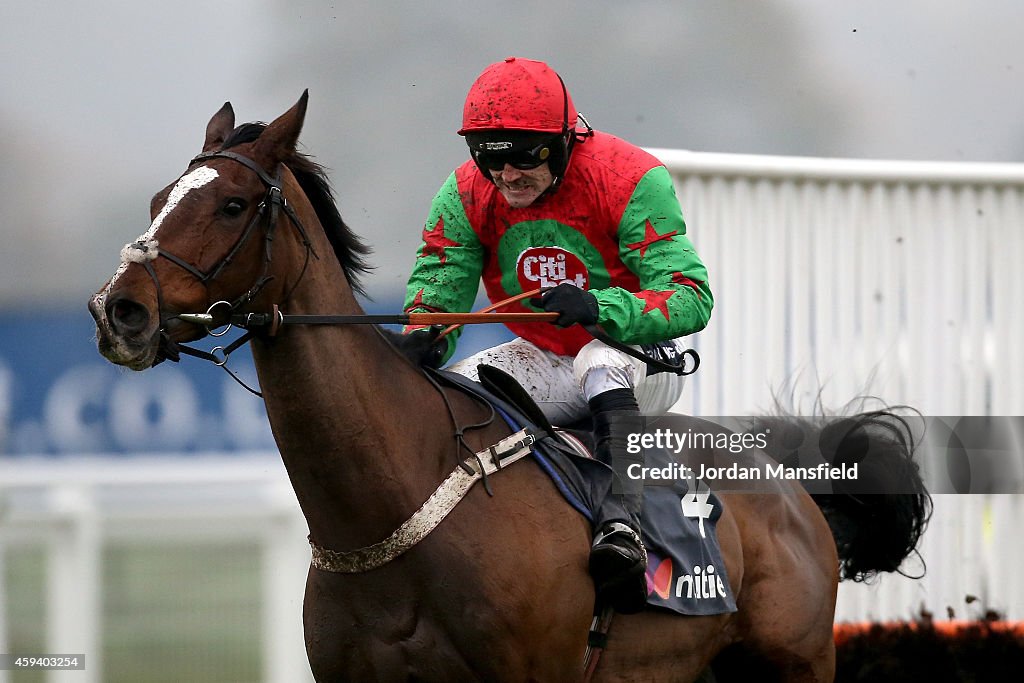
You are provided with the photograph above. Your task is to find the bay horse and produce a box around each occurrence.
[89,93,930,682]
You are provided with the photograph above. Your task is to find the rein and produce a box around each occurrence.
[177,306,559,330]
[173,292,700,390]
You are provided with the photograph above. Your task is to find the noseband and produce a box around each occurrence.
[126,150,317,368]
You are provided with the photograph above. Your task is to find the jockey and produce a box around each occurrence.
[396,57,713,613]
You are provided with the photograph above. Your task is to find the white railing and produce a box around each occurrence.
[651,149,1024,418]
[0,456,313,683]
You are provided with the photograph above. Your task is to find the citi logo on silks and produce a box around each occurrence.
[646,556,729,601]
[516,247,588,291]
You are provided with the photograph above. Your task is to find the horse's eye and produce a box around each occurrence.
[222,198,247,217]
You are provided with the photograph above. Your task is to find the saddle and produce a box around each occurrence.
[433,365,737,617]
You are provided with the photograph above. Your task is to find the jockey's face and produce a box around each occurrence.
[489,163,554,208]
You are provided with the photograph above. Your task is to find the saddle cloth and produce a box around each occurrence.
[433,368,736,617]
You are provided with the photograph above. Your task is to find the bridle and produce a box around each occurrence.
[129,150,318,376]
[160,150,317,296]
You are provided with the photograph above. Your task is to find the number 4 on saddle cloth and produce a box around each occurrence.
[433,366,737,617]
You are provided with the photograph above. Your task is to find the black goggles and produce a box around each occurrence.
[473,141,552,171]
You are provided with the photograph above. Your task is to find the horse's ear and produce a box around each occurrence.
[252,91,308,167]
[203,102,235,152]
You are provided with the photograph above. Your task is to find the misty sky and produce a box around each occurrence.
[3,0,1024,307]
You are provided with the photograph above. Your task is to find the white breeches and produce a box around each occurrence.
[448,337,688,425]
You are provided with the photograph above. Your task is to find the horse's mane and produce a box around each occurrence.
[222,122,373,296]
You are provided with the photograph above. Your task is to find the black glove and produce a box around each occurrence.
[534,284,599,328]
[383,325,449,368]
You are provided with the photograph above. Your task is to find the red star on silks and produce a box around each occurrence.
[420,216,460,264]
[404,288,444,314]
[405,288,427,312]
[626,220,678,259]
[671,272,705,300]
[636,290,675,320]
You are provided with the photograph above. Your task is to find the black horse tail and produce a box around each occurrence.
[751,408,933,582]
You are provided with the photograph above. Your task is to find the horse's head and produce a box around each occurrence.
[89,92,369,370]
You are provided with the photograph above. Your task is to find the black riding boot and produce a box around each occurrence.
[588,388,648,614]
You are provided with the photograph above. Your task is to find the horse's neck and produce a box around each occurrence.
[249,270,468,550]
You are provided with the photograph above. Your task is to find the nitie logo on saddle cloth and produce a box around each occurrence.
[638,465,736,616]
[647,476,729,604]
[516,246,589,290]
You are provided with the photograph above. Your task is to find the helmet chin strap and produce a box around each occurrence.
[547,112,593,194]
[538,74,593,193]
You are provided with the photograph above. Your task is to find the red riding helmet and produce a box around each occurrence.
[459,57,577,135]
[459,57,590,189]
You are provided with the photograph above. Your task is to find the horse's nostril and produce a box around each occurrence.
[106,297,151,335]
[88,294,105,324]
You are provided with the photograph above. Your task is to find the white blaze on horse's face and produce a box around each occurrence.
[148,165,220,235]
[102,165,221,299]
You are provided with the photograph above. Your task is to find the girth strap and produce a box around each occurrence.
[308,428,536,573]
